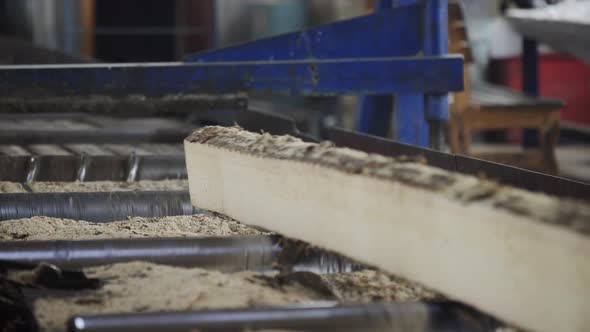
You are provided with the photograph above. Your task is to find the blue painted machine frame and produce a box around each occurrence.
[0,0,461,148]
[356,0,451,148]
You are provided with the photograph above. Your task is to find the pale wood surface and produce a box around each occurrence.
[185,127,590,332]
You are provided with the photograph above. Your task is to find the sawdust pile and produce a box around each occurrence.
[31,262,437,330]
[0,179,189,193]
[0,214,266,241]
[0,181,26,193]
[322,269,438,303]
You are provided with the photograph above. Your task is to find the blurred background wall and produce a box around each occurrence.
[0,0,371,61]
[0,0,588,127]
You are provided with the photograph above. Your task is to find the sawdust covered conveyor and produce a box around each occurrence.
[2,111,587,332]
[2,1,588,331]
[0,111,526,332]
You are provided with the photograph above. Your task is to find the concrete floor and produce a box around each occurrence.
[555,145,590,183]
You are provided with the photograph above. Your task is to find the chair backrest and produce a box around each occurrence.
[448,0,473,114]
[449,0,473,63]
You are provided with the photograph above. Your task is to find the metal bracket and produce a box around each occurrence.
[356,0,453,149]
[0,57,463,98]
[0,0,462,146]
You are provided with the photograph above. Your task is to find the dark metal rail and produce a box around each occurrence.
[0,129,192,145]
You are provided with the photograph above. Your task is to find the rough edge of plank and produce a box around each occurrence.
[186,126,590,235]
[185,126,590,332]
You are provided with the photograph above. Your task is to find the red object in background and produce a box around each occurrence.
[490,54,590,125]
[183,0,214,55]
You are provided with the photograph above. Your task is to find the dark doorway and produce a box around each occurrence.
[94,0,176,62]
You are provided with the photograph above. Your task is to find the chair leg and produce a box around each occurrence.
[448,115,462,153]
[540,115,560,175]
[460,124,472,155]
[448,115,471,155]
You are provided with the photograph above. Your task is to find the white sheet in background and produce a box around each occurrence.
[509,0,590,24]
[507,0,590,63]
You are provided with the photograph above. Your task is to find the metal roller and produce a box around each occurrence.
[67,302,501,332]
[0,236,363,274]
[0,236,279,272]
[0,191,200,222]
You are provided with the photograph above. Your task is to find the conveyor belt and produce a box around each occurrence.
[0,23,514,330]
[0,109,312,182]
[1,106,580,332]
[0,113,194,145]
[0,152,186,182]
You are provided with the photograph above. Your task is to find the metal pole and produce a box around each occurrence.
[354,0,395,138]
[522,38,540,147]
[0,236,279,272]
[68,302,500,332]
[512,0,540,147]
[424,0,449,150]
[0,191,200,222]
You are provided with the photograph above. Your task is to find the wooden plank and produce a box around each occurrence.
[470,151,546,173]
[449,41,473,63]
[80,0,95,57]
[0,145,30,156]
[138,144,185,155]
[27,144,72,156]
[102,144,154,156]
[459,110,559,130]
[63,144,114,156]
[471,83,563,109]
[184,126,590,332]
[448,1,464,22]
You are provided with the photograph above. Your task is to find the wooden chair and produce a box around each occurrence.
[447,1,563,174]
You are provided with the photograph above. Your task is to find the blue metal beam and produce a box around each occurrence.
[394,93,429,146]
[0,57,463,98]
[185,4,422,62]
[423,0,449,150]
[355,0,396,138]
[356,0,453,149]
[354,95,392,137]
